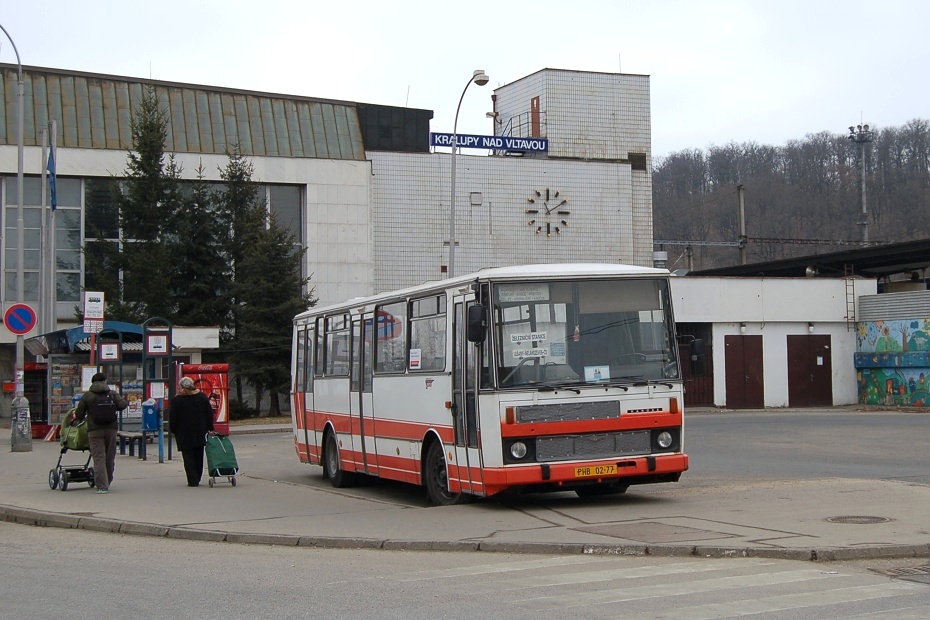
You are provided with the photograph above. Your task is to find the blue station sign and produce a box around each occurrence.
[430,132,549,153]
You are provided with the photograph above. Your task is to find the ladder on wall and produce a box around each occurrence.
[844,264,856,331]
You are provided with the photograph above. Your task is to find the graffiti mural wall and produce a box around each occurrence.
[855,318,930,406]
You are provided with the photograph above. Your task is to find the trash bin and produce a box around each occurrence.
[142,398,159,432]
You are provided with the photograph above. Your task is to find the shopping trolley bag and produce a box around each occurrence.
[204,433,238,487]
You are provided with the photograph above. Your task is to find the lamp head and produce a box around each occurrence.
[472,70,490,86]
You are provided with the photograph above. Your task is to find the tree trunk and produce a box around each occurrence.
[269,392,281,416]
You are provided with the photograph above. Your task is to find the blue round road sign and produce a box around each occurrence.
[4,303,37,335]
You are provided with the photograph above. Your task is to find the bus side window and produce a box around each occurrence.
[375,301,407,373]
[296,327,307,391]
[313,319,324,378]
[410,294,446,372]
[306,326,314,392]
[326,314,351,376]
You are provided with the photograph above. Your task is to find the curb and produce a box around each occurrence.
[2,503,929,562]
[228,425,290,435]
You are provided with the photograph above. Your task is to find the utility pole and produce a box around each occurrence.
[737,184,747,265]
[848,124,874,245]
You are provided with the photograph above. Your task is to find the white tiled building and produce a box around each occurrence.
[0,65,654,322]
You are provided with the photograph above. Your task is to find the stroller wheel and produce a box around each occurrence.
[59,471,69,492]
[208,478,215,488]
[230,477,237,487]
[88,467,95,487]
[48,469,59,490]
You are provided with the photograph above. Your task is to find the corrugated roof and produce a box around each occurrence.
[0,64,365,160]
[689,238,930,279]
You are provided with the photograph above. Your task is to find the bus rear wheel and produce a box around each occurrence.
[424,441,471,506]
[323,432,356,488]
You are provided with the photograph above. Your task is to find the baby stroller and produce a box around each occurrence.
[48,409,95,491]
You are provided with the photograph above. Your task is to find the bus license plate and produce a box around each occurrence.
[574,464,617,478]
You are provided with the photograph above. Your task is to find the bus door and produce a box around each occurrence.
[351,313,377,475]
[452,298,483,495]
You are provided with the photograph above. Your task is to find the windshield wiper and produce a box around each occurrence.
[536,385,581,394]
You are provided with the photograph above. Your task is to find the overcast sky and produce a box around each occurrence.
[3,1,926,160]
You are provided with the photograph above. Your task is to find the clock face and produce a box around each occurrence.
[525,188,569,237]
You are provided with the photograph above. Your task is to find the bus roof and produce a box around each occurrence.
[295,263,670,321]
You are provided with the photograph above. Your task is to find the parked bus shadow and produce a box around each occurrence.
[301,469,677,510]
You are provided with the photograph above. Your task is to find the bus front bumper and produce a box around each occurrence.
[477,453,689,497]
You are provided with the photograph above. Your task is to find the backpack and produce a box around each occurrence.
[91,391,119,425]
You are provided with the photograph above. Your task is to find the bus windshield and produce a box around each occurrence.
[492,277,678,388]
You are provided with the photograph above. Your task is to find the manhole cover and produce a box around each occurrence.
[873,565,930,578]
[870,565,930,584]
[825,515,892,524]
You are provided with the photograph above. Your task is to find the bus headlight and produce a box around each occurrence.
[657,431,673,449]
[510,441,528,459]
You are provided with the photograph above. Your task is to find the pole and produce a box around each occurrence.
[860,139,868,244]
[447,70,489,279]
[2,24,31,451]
[848,124,873,246]
[48,120,57,335]
[737,184,747,265]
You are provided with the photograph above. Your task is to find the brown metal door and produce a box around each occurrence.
[680,341,715,406]
[725,335,764,408]
[787,335,833,407]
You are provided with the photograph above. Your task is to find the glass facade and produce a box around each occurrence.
[1,175,302,312]
[3,175,82,303]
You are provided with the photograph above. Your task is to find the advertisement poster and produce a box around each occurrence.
[179,363,230,434]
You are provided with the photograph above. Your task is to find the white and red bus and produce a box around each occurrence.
[290,264,691,505]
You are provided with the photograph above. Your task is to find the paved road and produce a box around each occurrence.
[3,521,929,620]
[2,409,930,563]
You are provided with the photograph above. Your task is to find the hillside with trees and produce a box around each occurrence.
[653,119,930,272]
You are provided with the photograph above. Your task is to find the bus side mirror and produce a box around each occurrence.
[690,338,706,376]
[466,305,488,343]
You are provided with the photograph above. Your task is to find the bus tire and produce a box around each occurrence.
[424,441,471,506]
[323,431,357,488]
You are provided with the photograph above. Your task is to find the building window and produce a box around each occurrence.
[3,175,82,303]
[270,185,302,243]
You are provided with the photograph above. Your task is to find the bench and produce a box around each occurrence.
[117,426,173,461]
[117,431,146,459]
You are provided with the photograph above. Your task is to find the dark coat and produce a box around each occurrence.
[169,389,215,450]
[74,380,129,431]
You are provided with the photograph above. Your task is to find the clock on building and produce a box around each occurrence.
[525,188,569,237]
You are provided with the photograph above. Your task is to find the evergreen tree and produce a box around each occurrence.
[236,212,315,415]
[214,145,267,402]
[104,87,183,322]
[172,165,232,326]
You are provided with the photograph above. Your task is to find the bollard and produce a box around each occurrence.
[10,394,32,452]
[157,404,165,463]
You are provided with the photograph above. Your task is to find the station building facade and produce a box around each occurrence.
[0,64,654,401]
[6,63,899,414]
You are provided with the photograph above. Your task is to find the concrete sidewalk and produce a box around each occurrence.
[2,424,930,561]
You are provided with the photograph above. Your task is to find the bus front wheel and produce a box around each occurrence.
[424,441,472,506]
[323,432,357,488]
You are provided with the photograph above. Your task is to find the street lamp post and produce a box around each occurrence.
[448,69,489,279]
[0,24,30,451]
[848,124,874,245]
